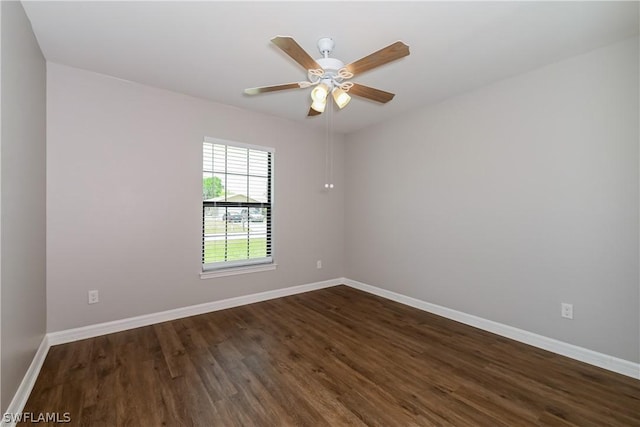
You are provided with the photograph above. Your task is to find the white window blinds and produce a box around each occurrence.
[202,138,273,270]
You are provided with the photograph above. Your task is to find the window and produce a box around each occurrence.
[202,137,273,272]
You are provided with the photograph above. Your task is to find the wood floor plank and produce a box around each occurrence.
[20,286,640,426]
[241,353,335,427]
[188,348,238,401]
[153,322,188,379]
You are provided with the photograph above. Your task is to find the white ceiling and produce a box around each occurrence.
[22,1,639,134]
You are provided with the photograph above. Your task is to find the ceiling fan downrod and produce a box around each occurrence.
[317,37,335,58]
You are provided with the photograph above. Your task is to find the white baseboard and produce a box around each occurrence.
[48,278,341,346]
[342,278,640,380]
[1,335,50,427]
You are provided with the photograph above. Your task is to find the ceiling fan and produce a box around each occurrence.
[244,36,410,116]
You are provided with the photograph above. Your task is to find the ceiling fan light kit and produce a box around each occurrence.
[244,35,410,116]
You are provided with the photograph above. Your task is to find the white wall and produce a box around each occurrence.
[345,37,639,363]
[0,1,47,412]
[47,63,344,332]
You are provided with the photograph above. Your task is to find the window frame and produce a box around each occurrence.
[201,137,275,277]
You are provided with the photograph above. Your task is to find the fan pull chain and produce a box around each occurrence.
[328,100,334,189]
[324,98,330,189]
[324,101,334,190]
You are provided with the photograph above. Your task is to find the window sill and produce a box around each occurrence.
[200,263,277,279]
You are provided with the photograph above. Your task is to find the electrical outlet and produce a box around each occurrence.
[316,260,322,269]
[88,290,99,304]
[561,303,573,319]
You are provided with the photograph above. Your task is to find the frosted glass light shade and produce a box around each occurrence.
[311,99,326,113]
[311,83,329,103]
[332,87,351,109]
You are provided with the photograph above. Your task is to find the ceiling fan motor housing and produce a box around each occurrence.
[315,37,344,80]
[316,57,345,74]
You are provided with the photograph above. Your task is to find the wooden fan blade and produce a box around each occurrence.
[244,83,302,95]
[308,106,322,116]
[345,41,409,76]
[271,36,322,71]
[348,83,395,103]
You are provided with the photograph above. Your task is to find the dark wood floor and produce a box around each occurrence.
[21,285,640,426]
